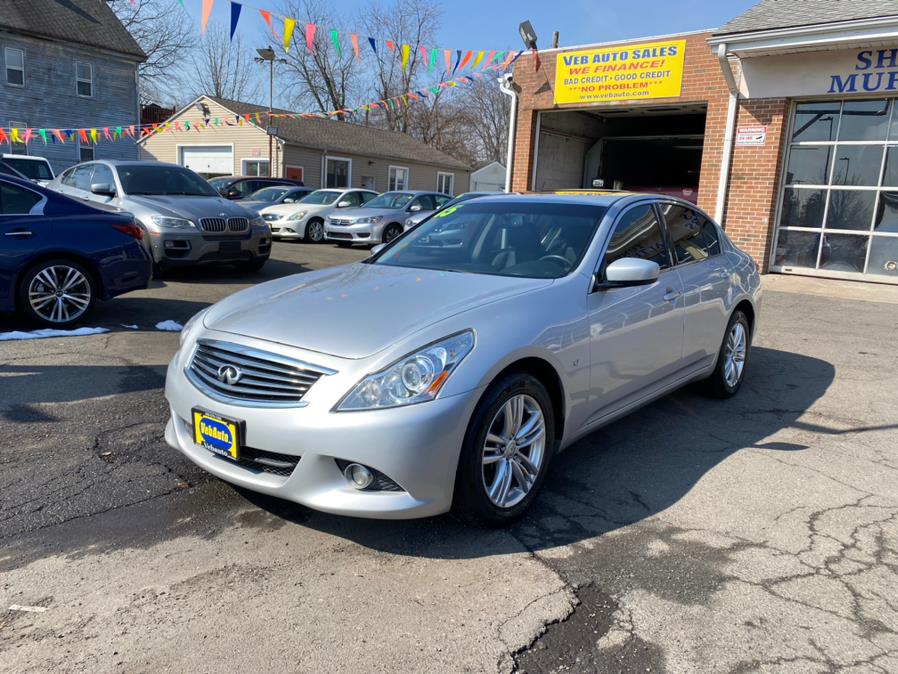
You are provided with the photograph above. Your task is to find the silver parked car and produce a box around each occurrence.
[262,188,378,242]
[325,190,450,246]
[403,191,496,231]
[240,185,314,215]
[165,194,761,524]
[50,161,270,274]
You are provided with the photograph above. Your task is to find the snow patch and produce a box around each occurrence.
[155,320,183,332]
[0,327,110,341]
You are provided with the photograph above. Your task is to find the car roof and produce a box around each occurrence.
[1,154,50,162]
[465,191,699,209]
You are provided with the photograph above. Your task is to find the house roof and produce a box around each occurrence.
[716,0,898,35]
[473,160,505,171]
[0,0,146,60]
[208,97,471,172]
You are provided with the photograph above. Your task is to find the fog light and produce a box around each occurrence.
[344,463,373,489]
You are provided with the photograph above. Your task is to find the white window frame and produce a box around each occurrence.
[436,171,454,195]
[389,165,409,191]
[5,47,24,88]
[9,120,26,154]
[77,138,94,162]
[241,158,271,177]
[75,61,93,98]
[325,155,352,189]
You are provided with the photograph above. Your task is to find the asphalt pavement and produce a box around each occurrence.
[1,243,896,673]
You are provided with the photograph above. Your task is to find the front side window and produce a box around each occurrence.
[70,164,95,191]
[90,163,115,189]
[242,160,269,177]
[603,204,670,270]
[660,204,721,264]
[341,191,363,207]
[76,61,92,97]
[250,186,289,202]
[437,172,454,195]
[326,157,350,188]
[301,190,341,205]
[364,192,413,209]
[411,195,436,211]
[5,48,24,87]
[0,181,41,214]
[389,166,409,191]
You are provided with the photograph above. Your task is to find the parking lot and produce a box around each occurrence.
[1,241,897,673]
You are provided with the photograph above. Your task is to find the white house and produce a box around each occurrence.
[470,160,506,192]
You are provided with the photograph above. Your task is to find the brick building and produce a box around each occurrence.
[509,0,898,284]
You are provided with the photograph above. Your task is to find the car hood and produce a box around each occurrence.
[203,263,551,359]
[126,195,254,219]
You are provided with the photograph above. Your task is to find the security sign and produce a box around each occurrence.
[736,125,768,146]
[554,40,686,105]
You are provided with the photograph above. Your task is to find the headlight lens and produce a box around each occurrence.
[288,211,308,221]
[336,331,475,411]
[250,216,266,227]
[179,308,208,346]
[357,215,383,225]
[151,216,194,229]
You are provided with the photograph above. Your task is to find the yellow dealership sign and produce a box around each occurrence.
[553,40,686,105]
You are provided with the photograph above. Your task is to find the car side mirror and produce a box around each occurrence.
[226,190,240,199]
[90,182,115,197]
[283,198,295,203]
[598,258,661,289]
[337,200,351,208]
[370,243,386,255]
[408,204,422,212]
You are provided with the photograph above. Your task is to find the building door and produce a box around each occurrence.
[179,146,233,178]
[773,98,898,284]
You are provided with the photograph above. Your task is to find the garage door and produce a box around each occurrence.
[533,131,590,192]
[179,146,233,178]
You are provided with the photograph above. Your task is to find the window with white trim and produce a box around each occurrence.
[5,48,23,87]
[388,165,409,191]
[76,62,92,97]
[436,171,454,195]
[78,139,94,162]
[242,159,270,177]
[326,157,351,188]
[9,120,26,155]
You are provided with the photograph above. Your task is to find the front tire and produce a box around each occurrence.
[452,373,555,526]
[705,309,751,398]
[303,218,325,243]
[18,258,97,328]
[382,223,403,244]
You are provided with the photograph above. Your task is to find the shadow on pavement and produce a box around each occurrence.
[156,256,311,285]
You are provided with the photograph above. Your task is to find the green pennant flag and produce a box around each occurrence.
[185,120,191,131]
[115,126,122,139]
[38,129,48,144]
[429,48,438,74]
[331,30,342,58]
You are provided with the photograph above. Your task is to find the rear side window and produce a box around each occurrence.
[90,164,115,188]
[4,157,52,181]
[360,191,377,203]
[342,191,363,207]
[0,182,42,214]
[603,204,671,270]
[414,195,437,211]
[661,204,721,264]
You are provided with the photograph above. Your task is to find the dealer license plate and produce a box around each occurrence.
[193,408,241,461]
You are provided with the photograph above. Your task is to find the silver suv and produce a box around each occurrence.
[50,160,270,274]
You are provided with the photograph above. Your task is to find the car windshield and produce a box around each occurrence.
[440,193,488,210]
[251,186,289,202]
[119,165,220,196]
[4,157,52,181]
[301,190,342,205]
[372,201,606,279]
[364,192,413,209]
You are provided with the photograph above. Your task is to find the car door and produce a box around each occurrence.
[586,202,685,423]
[658,202,731,368]
[0,180,48,308]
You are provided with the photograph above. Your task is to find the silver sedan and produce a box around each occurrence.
[165,193,761,524]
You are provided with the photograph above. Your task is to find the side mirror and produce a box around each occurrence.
[408,204,422,212]
[337,200,351,208]
[599,258,661,288]
[283,198,294,203]
[226,190,240,199]
[370,243,386,255]
[90,182,115,197]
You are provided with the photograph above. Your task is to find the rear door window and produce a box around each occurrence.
[342,191,363,207]
[602,204,671,270]
[660,203,721,264]
[413,195,436,211]
[0,181,42,214]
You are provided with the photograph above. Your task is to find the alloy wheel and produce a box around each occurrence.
[724,321,747,388]
[481,394,546,509]
[384,225,401,243]
[307,221,324,242]
[28,265,92,324]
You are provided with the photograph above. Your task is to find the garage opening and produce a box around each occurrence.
[179,146,233,179]
[532,104,707,203]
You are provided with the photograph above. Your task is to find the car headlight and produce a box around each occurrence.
[336,331,475,411]
[288,211,308,221]
[151,216,195,229]
[250,216,266,227]
[356,215,383,225]
[179,308,208,346]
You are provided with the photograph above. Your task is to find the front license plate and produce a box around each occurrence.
[219,241,241,255]
[193,409,241,461]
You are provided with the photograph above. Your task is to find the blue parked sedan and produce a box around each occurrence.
[0,174,151,327]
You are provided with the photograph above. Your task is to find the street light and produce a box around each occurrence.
[255,46,287,177]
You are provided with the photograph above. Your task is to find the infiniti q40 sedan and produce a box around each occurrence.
[165,193,761,525]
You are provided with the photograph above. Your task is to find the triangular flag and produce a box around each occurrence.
[0,128,7,145]
[103,127,112,141]
[368,37,377,54]
[259,9,278,39]
[331,30,341,58]
[386,40,395,53]
[451,49,461,74]
[459,50,473,71]
[10,128,21,144]
[429,48,438,73]
[305,23,316,52]
[283,18,296,52]
[23,128,33,144]
[419,45,428,68]
[471,51,484,68]
[350,34,360,62]
[38,129,48,144]
[444,49,451,74]
[201,0,214,34]
[89,128,98,144]
[482,50,496,69]
[53,129,66,143]
[401,44,410,72]
[229,1,242,41]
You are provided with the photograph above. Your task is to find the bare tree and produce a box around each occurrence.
[108,0,197,102]
[186,26,262,102]
[457,77,509,163]
[276,0,361,115]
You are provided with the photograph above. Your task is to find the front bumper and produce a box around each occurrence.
[265,216,307,239]
[147,226,271,265]
[325,221,377,244]
[164,335,479,519]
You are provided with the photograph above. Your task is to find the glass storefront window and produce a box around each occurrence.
[784,145,831,185]
[830,145,883,186]
[838,99,891,141]
[874,192,898,233]
[819,233,869,273]
[781,188,826,228]
[792,102,839,142]
[867,236,898,277]
[882,147,898,187]
[824,190,876,230]
[774,230,820,268]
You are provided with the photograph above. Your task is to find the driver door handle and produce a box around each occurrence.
[4,230,32,238]
[663,289,682,302]
[712,267,729,279]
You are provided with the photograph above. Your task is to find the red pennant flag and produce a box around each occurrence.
[0,128,7,144]
[23,128,34,144]
[128,125,136,137]
[259,9,279,40]
[386,40,395,53]
[103,127,112,141]
[350,34,360,62]
[419,45,428,67]
[174,121,182,132]
[53,129,66,143]
[78,129,89,143]
[458,50,473,71]
[305,23,316,52]
[482,50,496,69]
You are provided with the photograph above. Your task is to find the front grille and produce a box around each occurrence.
[187,339,334,406]
[328,218,353,226]
[199,217,250,233]
[328,232,352,240]
[237,447,300,477]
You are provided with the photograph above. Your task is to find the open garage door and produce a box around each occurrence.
[533,104,706,203]
[179,146,233,178]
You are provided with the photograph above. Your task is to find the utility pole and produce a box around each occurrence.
[255,46,286,177]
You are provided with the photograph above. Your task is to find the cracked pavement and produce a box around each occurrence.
[1,246,896,673]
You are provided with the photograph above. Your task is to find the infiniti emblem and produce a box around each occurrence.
[217,365,242,386]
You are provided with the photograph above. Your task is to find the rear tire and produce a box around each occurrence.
[18,258,97,328]
[705,309,751,398]
[452,373,555,527]
[303,218,325,243]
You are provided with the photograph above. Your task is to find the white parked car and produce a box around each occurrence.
[2,154,55,186]
[261,189,378,243]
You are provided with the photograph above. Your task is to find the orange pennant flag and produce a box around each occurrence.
[458,50,473,71]
[201,0,214,34]
[482,50,496,69]
[350,34,361,62]
[260,10,278,40]
[444,49,452,74]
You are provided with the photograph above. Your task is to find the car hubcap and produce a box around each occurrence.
[482,394,546,509]
[28,265,91,323]
[724,322,747,388]
[309,222,322,241]
[385,227,399,242]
